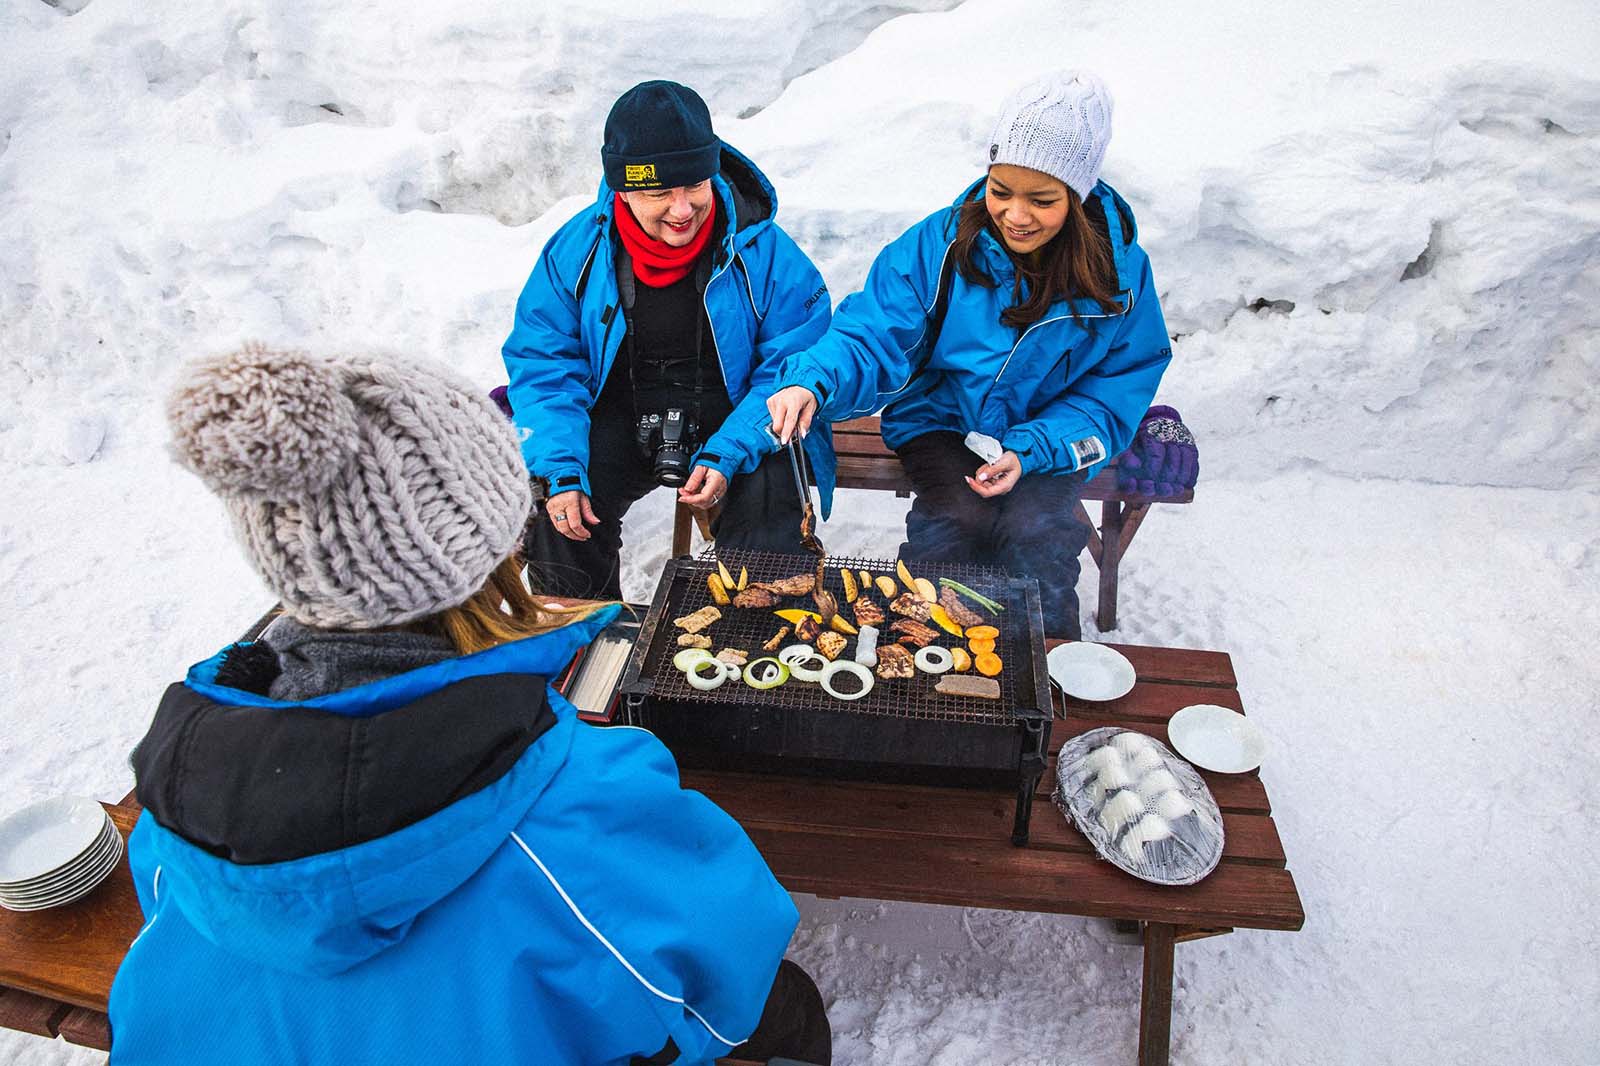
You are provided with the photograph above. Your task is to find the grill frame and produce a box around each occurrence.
[619,548,1054,843]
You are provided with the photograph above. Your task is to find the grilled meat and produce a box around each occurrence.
[934,674,1000,700]
[733,585,782,609]
[889,618,940,647]
[795,615,823,643]
[889,593,932,622]
[938,587,985,628]
[673,605,722,634]
[815,631,848,661]
[676,633,712,649]
[874,644,915,679]
[756,573,815,597]
[761,625,791,652]
[715,648,749,665]
[852,596,885,628]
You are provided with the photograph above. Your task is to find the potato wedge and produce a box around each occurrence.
[913,577,938,604]
[707,573,731,607]
[841,568,859,604]
[874,575,899,599]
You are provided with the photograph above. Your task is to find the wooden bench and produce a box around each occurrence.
[674,415,1193,631]
[0,637,1300,1066]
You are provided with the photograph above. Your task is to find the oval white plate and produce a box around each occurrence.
[1048,642,1136,701]
[0,797,110,885]
[1167,704,1266,773]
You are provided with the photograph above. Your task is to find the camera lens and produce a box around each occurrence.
[654,447,691,486]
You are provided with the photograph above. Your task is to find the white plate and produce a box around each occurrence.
[0,834,122,911]
[0,822,118,895]
[1048,642,1136,701]
[0,797,111,884]
[1167,704,1267,773]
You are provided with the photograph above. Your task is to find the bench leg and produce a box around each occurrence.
[1138,922,1176,1066]
[1097,500,1125,631]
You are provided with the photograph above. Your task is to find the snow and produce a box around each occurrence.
[2,0,1598,1063]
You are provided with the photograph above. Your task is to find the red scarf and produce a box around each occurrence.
[613,193,717,287]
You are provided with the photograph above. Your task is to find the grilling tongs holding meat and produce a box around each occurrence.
[785,436,837,624]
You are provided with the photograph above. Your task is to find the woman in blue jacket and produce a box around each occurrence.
[767,71,1173,639]
[111,345,830,1065]
[503,81,834,600]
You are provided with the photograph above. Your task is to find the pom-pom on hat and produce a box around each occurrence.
[167,343,531,630]
[602,80,722,192]
[987,70,1114,201]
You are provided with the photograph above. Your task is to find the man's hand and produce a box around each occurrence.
[964,451,1023,498]
[678,465,728,510]
[546,489,599,541]
[766,385,819,445]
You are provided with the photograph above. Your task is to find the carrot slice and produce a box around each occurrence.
[975,652,1002,677]
[965,625,999,641]
[968,638,995,655]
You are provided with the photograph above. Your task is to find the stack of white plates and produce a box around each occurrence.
[0,796,124,912]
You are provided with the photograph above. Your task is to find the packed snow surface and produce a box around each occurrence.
[2,0,1597,1063]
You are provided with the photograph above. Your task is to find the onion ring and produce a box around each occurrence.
[673,648,716,672]
[685,658,730,691]
[820,660,874,702]
[742,657,791,690]
[777,644,828,682]
[913,646,955,674]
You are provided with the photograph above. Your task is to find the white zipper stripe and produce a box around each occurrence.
[509,830,744,1048]
[129,866,164,949]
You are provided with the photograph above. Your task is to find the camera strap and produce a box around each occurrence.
[615,246,712,428]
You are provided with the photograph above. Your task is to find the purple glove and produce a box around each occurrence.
[1115,404,1198,497]
[489,385,514,419]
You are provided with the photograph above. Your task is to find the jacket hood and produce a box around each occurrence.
[950,175,1142,300]
[595,140,777,258]
[130,605,622,977]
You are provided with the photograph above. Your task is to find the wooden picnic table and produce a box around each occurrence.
[0,639,1302,1066]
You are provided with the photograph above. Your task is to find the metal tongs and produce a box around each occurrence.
[785,436,837,623]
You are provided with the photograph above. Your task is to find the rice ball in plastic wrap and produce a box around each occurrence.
[1053,726,1224,885]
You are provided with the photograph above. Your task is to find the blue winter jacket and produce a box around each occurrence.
[775,178,1172,481]
[109,606,798,1066]
[503,144,838,515]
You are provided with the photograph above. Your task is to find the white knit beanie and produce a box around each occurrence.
[987,70,1114,201]
[167,343,532,630]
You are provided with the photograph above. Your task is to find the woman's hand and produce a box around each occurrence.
[766,385,819,445]
[546,490,599,541]
[965,451,1023,498]
[678,465,728,510]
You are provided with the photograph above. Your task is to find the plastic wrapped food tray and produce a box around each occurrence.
[1053,727,1224,886]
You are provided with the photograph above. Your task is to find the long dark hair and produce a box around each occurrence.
[951,181,1121,330]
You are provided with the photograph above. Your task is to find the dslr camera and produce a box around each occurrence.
[635,408,698,487]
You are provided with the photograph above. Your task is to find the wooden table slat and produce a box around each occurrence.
[745,824,1306,930]
[0,986,72,1039]
[56,1006,112,1051]
[1055,680,1245,724]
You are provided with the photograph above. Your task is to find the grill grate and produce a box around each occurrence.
[637,547,1033,727]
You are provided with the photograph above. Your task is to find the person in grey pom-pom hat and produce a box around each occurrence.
[167,343,531,630]
[765,70,1178,639]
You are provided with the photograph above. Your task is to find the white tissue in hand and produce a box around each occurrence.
[964,432,1003,464]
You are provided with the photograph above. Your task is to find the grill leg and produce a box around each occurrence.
[1012,717,1049,846]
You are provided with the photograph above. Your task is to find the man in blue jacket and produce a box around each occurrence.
[503,80,834,598]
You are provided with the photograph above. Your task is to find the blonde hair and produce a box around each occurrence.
[428,556,612,656]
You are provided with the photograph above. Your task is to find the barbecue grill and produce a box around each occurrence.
[618,547,1054,843]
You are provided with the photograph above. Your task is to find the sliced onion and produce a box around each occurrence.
[778,644,828,682]
[820,660,874,702]
[673,648,715,672]
[686,658,730,691]
[913,646,955,674]
[742,657,791,690]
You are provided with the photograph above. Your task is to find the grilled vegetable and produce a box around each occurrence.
[938,578,1005,615]
[968,637,996,656]
[858,569,873,591]
[841,568,859,604]
[762,625,791,652]
[685,658,731,691]
[742,657,790,690]
[927,605,965,637]
[965,624,1000,641]
[736,566,750,591]
[820,660,875,702]
[913,577,938,604]
[829,614,859,636]
[974,651,1003,677]
[913,646,955,674]
[896,559,918,594]
[951,647,973,672]
[717,560,736,589]
[673,648,716,672]
[874,575,899,599]
[774,608,823,626]
[707,573,731,607]
[778,644,828,682]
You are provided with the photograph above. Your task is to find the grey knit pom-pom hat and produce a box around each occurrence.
[167,343,531,630]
